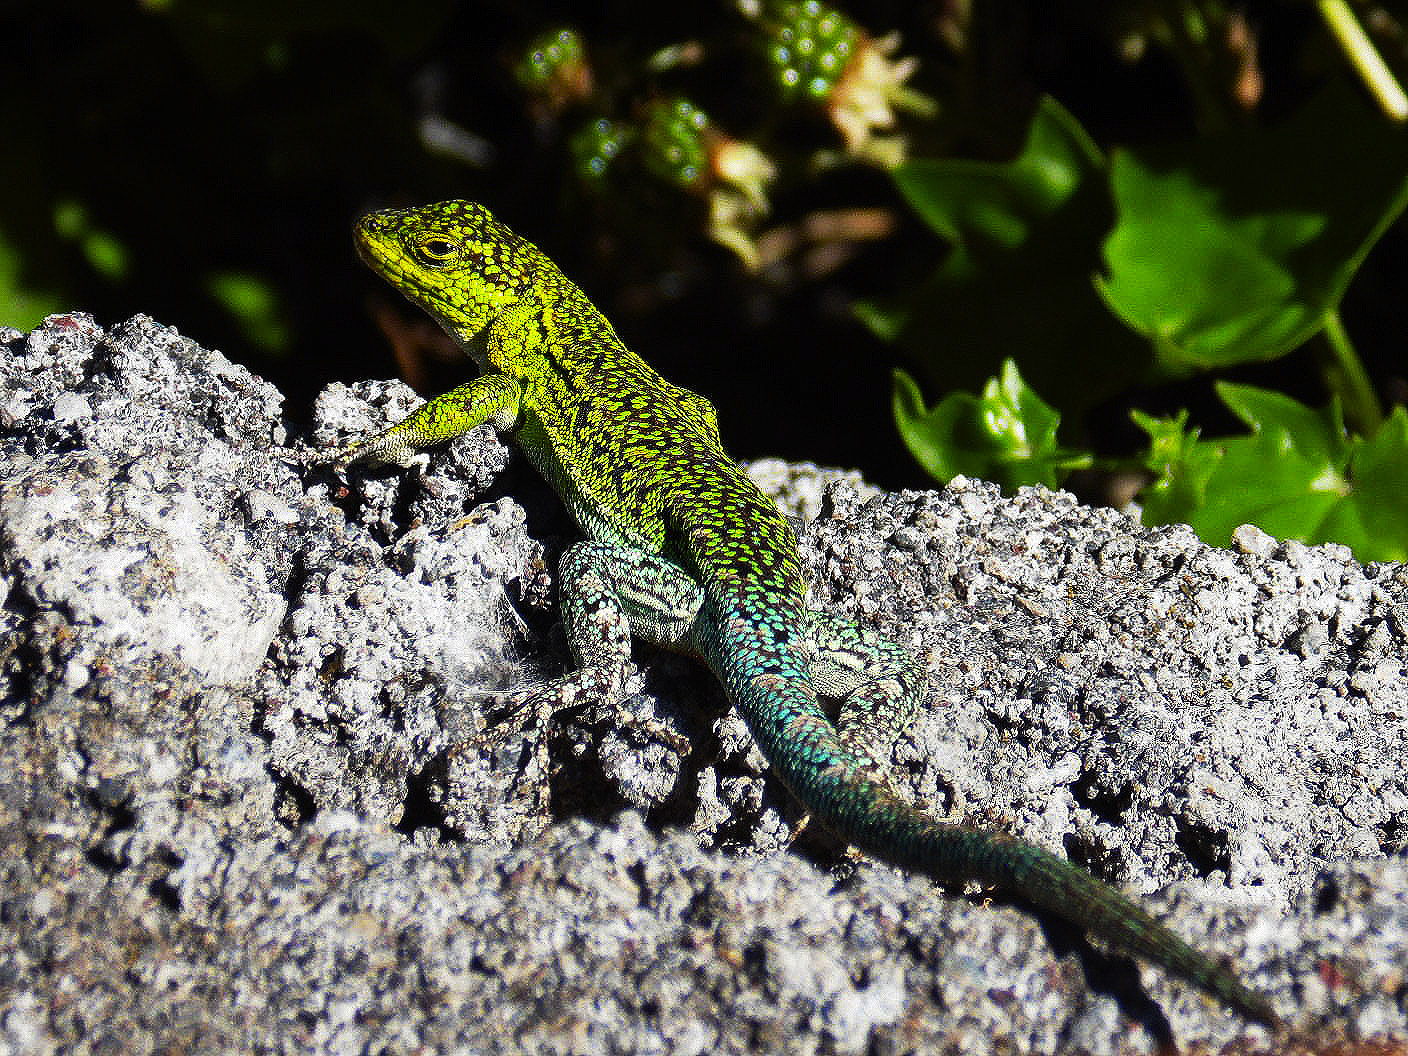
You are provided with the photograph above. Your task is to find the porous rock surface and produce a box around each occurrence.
[0,314,1404,1055]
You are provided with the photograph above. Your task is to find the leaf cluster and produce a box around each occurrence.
[863,92,1408,562]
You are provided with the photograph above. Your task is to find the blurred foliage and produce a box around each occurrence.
[893,359,1092,490]
[2,0,1408,559]
[877,84,1408,561]
[856,97,1140,416]
[1134,386,1408,560]
[0,0,945,473]
[1098,88,1408,392]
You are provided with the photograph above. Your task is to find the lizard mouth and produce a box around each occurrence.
[352,213,417,294]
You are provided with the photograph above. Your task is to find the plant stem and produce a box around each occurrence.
[1317,0,1408,121]
[1321,308,1383,435]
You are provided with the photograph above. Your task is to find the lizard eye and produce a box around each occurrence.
[414,237,460,266]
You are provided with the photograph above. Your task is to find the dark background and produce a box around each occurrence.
[2,0,1403,491]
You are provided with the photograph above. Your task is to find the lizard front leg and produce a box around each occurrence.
[329,372,522,468]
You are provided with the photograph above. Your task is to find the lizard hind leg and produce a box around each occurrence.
[483,540,707,748]
[797,610,928,792]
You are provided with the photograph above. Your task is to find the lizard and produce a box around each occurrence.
[326,199,1280,1030]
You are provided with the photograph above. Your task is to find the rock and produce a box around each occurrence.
[0,313,1402,1055]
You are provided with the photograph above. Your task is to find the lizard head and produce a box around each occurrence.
[354,201,545,347]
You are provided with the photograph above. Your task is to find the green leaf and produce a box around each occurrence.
[858,97,1150,413]
[205,270,290,354]
[1215,382,1347,466]
[0,226,62,331]
[1131,407,1220,522]
[892,361,1091,490]
[1335,407,1408,561]
[1098,87,1408,376]
[1135,384,1408,562]
[892,96,1101,250]
[52,200,130,282]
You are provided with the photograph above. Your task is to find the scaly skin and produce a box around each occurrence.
[332,200,1279,1030]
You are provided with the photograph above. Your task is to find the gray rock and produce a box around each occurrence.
[0,313,1403,1055]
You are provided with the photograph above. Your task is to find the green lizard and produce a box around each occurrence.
[329,200,1279,1030]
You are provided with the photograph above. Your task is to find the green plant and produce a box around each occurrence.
[862,90,1408,562]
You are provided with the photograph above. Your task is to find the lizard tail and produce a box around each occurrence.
[888,813,1281,1029]
[709,598,1280,1029]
